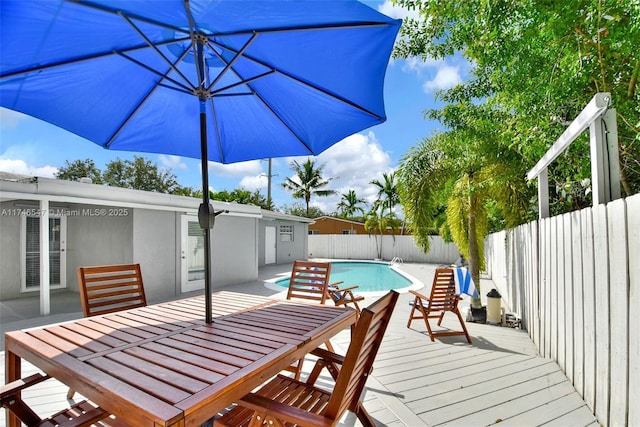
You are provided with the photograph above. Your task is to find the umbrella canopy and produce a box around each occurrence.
[0,0,401,322]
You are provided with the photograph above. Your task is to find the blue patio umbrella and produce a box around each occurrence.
[0,0,401,322]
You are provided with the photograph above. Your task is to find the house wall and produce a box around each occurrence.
[0,204,22,299]
[66,203,134,293]
[276,221,308,264]
[132,208,177,303]
[309,217,366,234]
[208,214,259,288]
[258,220,309,266]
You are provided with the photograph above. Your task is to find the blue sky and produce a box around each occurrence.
[0,1,468,214]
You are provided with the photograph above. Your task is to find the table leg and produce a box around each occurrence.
[5,350,21,427]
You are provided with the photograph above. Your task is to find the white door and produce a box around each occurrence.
[265,226,276,264]
[181,216,205,293]
[22,214,66,291]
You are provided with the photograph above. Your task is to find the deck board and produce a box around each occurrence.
[1,263,600,427]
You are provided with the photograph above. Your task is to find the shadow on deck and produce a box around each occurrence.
[0,262,598,427]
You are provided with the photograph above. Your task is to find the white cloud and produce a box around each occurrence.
[402,56,442,74]
[288,132,395,214]
[0,158,58,177]
[158,154,187,170]
[209,160,263,178]
[378,1,420,20]
[423,64,462,91]
[239,174,268,191]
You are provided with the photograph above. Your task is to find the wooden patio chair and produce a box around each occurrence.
[284,260,364,379]
[67,263,147,399]
[407,267,472,344]
[286,260,364,314]
[214,290,399,427]
[1,372,111,427]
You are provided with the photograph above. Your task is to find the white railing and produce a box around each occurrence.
[484,192,639,427]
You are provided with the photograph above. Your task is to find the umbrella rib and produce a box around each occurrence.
[68,0,189,35]
[117,51,194,95]
[206,33,258,92]
[211,21,391,38]
[215,45,383,121]
[208,98,224,163]
[251,90,314,155]
[104,53,191,148]
[118,11,196,91]
[210,71,275,97]
[0,38,187,80]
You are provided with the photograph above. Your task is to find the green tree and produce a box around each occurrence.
[370,172,400,218]
[282,202,325,218]
[337,190,366,218]
[212,188,271,209]
[55,158,103,184]
[281,158,335,217]
[103,156,181,193]
[337,189,367,234]
[364,208,401,260]
[398,108,530,307]
[393,0,640,205]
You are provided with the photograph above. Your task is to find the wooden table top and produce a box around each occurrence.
[5,291,356,427]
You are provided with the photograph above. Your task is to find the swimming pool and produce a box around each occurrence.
[266,261,423,295]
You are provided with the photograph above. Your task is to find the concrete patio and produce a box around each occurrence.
[1,262,599,426]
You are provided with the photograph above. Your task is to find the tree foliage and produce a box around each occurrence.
[398,103,531,306]
[282,202,325,218]
[394,0,640,205]
[337,189,366,219]
[55,158,103,184]
[281,158,335,217]
[211,188,270,209]
[56,156,191,195]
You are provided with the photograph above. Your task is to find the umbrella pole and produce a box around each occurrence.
[199,101,214,324]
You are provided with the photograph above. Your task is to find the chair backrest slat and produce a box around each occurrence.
[286,260,331,304]
[324,290,399,420]
[429,268,458,310]
[78,264,147,317]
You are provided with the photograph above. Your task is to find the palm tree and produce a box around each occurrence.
[370,172,400,218]
[281,158,335,217]
[364,208,400,260]
[398,122,529,308]
[337,189,366,234]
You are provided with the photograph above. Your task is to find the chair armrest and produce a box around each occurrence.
[239,393,334,427]
[331,284,359,292]
[329,280,344,287]
[1,373,49,397]
[409,289,430,300]
[310,347,345,365]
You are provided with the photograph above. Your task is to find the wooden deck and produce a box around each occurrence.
[1,262,599,426]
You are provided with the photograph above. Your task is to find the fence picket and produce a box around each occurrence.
[628,195,640,427]
[608,199,629,427]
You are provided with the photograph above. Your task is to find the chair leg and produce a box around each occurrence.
[407,296,421,328]
[67,387,76,399]
[437,311,445,326]
[455,309,473,344]
[354,403,376,427]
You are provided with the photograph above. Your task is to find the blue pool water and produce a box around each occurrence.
[275,261,415,293]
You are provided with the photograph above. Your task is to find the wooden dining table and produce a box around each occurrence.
[4,291,356,427]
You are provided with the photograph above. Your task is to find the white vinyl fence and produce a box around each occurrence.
[308,234,459,264]
[484,192,639,427]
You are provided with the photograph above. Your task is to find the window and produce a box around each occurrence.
[280,225,294,241]
[309,230,319,235]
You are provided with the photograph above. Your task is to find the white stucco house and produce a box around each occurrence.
[0,172,313,314]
